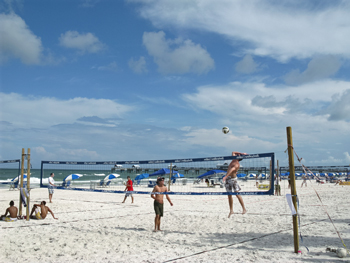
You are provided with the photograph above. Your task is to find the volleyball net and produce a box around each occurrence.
[40,152,275,195]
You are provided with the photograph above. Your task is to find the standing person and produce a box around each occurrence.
[151,177,173,232]
[1,200,18,222]
[301,174,307,187]
[122,176,134,203]
[255,174,259,188]
[48,172,57,203]
[222,151,247,218]
[29,201,58,220]
[275,175,281,196]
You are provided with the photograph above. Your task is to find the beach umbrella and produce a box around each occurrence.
[103,173,120,181]
[237,173,246,178]
[171,173,184,179]
[149,168,178,177]
[320,173,327,177]
[295,173,302,177]
[249,173,257,178]
[63,174,83,182]
[197,169,226,179]
[11,174,27,182]
[135,173,149,181]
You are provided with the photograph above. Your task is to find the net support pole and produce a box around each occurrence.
[286,126,299,253]
[18,148,25,216]
[168,163,172,191]
[26,148,31,221]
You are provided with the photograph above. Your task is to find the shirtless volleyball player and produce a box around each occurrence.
[29,201,58,220]
[222,151,247,218]
[151,177,173,232]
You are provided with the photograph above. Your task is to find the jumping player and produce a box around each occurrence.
[222,151,247,218]
[151,177,173,232]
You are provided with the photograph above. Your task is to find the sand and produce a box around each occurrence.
[0,182,349,263]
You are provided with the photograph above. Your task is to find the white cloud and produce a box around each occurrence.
[96,61,118,72]
[0,13,42,64]
[143,31,214,74]
[128,56,147,74]
[235,54,259,74]
[284,55,342,85]
[319,89,350,121]
[344,152,350,163]
[133,0,350,61]
[59,30,105,53]
[0,92,134,128]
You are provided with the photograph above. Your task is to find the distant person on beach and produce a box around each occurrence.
[29,201,58,220]
[48,173,57,203]
[301,174,307,187]
[334,179,343,185]
[151,177,173,232]
[255,174,259,188]
[222,151,247,218]
[1,200,18,222]
[274,175,281,196]
[122,176,134,203]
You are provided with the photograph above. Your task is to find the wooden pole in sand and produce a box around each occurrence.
[286,126,299,253]
[168,163,172,191]
[26,148,31,221]
[18,148,25,216]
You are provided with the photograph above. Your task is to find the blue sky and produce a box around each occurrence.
[1,0,349,168]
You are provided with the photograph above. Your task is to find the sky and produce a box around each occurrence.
[0,0,349,168]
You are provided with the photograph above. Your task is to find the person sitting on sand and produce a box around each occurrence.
[29,201,58,220]
[222,151,247,218]
[1,200,18,222]
[151,177,173,232]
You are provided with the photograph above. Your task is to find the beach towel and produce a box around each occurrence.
[20,187,30,207]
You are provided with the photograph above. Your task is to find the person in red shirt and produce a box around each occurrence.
[122,176,134,203]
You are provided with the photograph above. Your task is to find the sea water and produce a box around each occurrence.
[0,168,141,189]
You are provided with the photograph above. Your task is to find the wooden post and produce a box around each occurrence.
[276,160,280,196]
[18,148,25,216]
[26,148,31,221]
[286,126,299,253]
[168,163,172,191]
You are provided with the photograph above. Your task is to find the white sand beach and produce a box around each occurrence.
[0,182,349,263]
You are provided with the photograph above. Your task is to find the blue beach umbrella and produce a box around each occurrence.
[103,173,120,181]
[320,173,327,177]
[197,170,226,179]
[249,173,257,178]
[237,173,246,178]
[149,168,178,177]
[63,174,83,182]
[135,173,149,181]
[11,174,27,182]
[171,173,184,179]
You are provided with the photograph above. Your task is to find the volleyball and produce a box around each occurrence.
[336,248,347,258]
[222,126,230,134]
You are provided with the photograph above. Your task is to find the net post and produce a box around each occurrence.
[286,126,299,253]
[26,148,31,221]
[168,163,172,191]
[18,148,25,216]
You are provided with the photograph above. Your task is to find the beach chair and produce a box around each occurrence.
[62,181,71,188]
[105,180,111,187]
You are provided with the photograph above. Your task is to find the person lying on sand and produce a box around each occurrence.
[29,201,58,220]
[151,177,173,232]
[1,200,18,222]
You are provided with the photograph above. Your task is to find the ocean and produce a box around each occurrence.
[0,167,143,189]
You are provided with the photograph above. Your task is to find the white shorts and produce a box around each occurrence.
[225,177,241,192]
